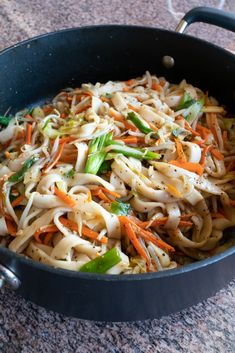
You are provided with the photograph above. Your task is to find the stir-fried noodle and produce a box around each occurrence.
[0,72,235,274]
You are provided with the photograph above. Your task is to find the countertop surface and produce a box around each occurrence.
[0,0,235,352]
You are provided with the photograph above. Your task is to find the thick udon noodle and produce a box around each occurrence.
[0,71,235,274]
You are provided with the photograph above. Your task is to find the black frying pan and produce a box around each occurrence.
[0,7,235,322]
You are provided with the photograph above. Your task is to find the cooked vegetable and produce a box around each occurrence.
[175,92,196,111]
[0,115,13,126]
[106,145,161,160]
[98,161,111,174]
[85,133,112,174]
[185,97,204,123]
[44,142,65,174]
[79,247,122,273]
[111,201,131,215]
[54,187,77,208]
[9,156,38,182]
[127,112,153,134]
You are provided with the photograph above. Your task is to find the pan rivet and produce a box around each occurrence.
[0,264,21,290]
[162,55,175,69]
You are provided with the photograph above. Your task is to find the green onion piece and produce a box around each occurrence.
[172,128,187,138]
[98,160,111,174]
[64,168,75,178]
[172,128,181,137]
[106,145,161,160]
[127,112,153,134]
[79,247,122,273]
[175,92,196,111]
[85,151,106,175]
[0,115,13,126]
[25,107,34,116]
[111,201,131,215]
[185,97,204,124]
[85,133,112,174]
[9,156,38,183]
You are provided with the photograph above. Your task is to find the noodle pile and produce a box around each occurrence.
[0,71,235,274]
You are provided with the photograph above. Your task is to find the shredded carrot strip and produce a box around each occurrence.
[120,218,150,265]
[54,187,77,208]
[211,148,224,160]
[180,213,195,220]
[5,219,17,236]
[122,87,130,92]
[200,145,212,167]
[126,79,134,86]
[11,194,24,207]
[128,104,139,112]
[178,221,194,227]
[133,224,175,252]
[222,130,228,146]
[175,115,184,121]
[60,113,66,119]
[43,232,54,245]
[25,114,32,119]
[82,225,108,244]
[59,217,78,231]
[114,136,137,144]
[140,217,168,227]
[109,109,137,132]
[120,216,175,253]
[148,121,159,131]
[4,151,11,159]
[100,96,110,103]
[174,138,187,162]
[75,103,91,114]
[196,124,211,141]
[91,188,111,203]
[43,142,65,174]
[114,136,146,145]
[43,106,53,114]
[59,155,77,163]
[169,160,204,176]
[58,137,77,144]
[83,91,93,97]
[59,216,107,243]
[184,120,200,136]
[25,123,32,145]
[99,187,121,199]
[159,79,166,87]
[34,225,58,243]
[192,139,206,146]
[155,139,161,146]
[151,82,162,91]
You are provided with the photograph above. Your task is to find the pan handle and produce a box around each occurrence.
[176,6,235,34]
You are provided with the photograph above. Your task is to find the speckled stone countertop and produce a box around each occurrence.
[0,1,235,352]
